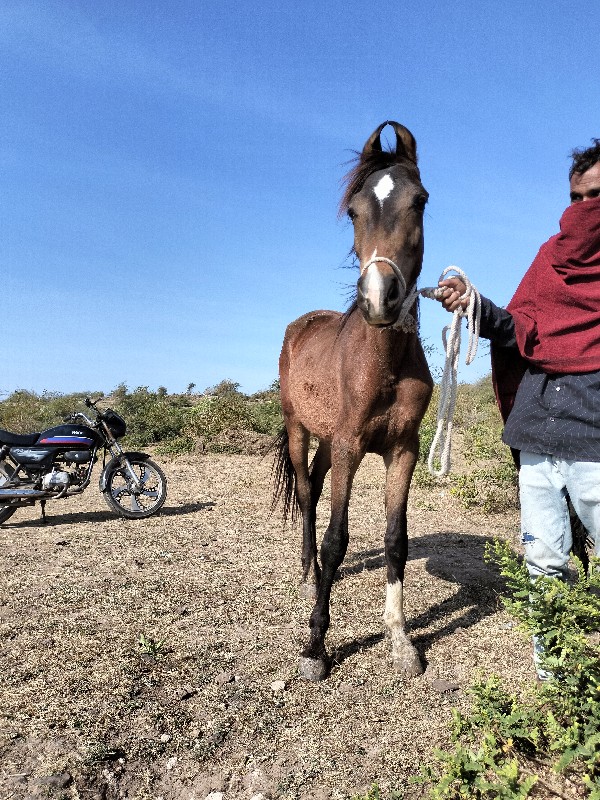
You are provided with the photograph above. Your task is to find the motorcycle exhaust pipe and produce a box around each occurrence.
[0,488,47,498]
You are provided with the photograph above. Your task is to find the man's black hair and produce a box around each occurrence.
[570,138,600,179]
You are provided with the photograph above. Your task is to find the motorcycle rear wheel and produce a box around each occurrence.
[0,462,16,524]
[102,456,167,519]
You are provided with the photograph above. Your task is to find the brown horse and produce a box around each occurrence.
[273,121,433,681]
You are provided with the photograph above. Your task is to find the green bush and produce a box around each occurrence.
[416,540,600,799]
[249,398,283,435]
[453,375,499,429]
[111,385,190,448]
[180,388,282,451]
[412,461,437,490]
[418,385,439,464]
[0,380,282,456]
[463,421,507,463]
[0,375,514,478]
[450,462,517,514]
[184,394,253,442]
[203,379,243,397]
[0,390,99,433]
[412,373,518,511]
[419,376,505,466]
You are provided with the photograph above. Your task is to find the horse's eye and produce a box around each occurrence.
[414,195,428,212]
[347,208,357,222]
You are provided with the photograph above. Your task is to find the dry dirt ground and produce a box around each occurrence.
[0,450,531,800]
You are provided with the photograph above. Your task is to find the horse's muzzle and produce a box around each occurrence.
[357,265,403,326]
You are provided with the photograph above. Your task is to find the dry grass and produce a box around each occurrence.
[0,451,528,799]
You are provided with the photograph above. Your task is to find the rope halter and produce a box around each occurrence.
[360,256,418,333]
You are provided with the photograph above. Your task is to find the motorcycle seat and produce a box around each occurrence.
[0,429,41,446]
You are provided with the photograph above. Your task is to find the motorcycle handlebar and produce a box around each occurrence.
[65,410,96,426]
[85,396,103,409]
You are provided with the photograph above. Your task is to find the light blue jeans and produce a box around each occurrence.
[519,451,600,580]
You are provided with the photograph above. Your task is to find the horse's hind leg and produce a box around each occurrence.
[299,441,331,599]
[383,445,423,676]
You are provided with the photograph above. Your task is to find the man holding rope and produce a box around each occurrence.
[437,139,600,679]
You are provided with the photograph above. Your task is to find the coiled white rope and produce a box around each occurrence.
[421,266,481,477]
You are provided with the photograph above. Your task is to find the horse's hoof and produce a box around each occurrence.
[299,582,318,601]
[298,656,329,681]
[392,651,424,677]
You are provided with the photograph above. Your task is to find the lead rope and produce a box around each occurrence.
[421,266,481,477]
[363,258,481,476]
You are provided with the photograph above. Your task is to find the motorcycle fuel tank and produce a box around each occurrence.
[10,425,101,467]
[36,424,100,449]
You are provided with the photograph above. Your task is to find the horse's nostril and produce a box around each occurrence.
[387,281,400,304]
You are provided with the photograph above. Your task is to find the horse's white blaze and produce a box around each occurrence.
[361,248,378,275]
[374,174,394,206]
[362,247,387,316]
[363,263,386,313]
[384,579,406,629]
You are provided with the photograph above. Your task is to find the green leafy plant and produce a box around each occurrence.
[112,385,189,448]
[449,463,517,513]
[137,633,165,659]
[417,375,518,513]
[0,380,282,456]
[184,394,253,444]
[249,397,283,435]
[418,385,439,464]
[463,421,509,463]
[416,540,600,799]
[412,461,437,490]
[352,783,404,800]
[0,389,100,433]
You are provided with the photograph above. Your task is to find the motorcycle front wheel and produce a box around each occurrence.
[102,456,167,519]
[0,462,16,524]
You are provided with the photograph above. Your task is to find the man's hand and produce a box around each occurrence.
[437,277,469,312]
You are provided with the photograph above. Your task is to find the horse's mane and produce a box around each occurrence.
[339,298,358,331]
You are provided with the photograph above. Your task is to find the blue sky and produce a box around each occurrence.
[2,0,599,396]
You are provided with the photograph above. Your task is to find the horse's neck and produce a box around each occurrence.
[353,316,413,375]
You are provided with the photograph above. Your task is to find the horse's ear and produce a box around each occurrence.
[362,121,389,155]
[362,121,418,165]
[389,121,418,165]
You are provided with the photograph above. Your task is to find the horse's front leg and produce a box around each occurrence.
[299,440,360,681]
[383,443,423,676]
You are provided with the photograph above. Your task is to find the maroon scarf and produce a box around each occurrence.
[492,197,600,422]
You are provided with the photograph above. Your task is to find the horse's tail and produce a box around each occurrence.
[270,427,299,526]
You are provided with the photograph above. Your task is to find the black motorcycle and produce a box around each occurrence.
[0,397,167,523]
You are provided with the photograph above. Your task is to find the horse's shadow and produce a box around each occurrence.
[1,502,216,528]
[332,531,504,667]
